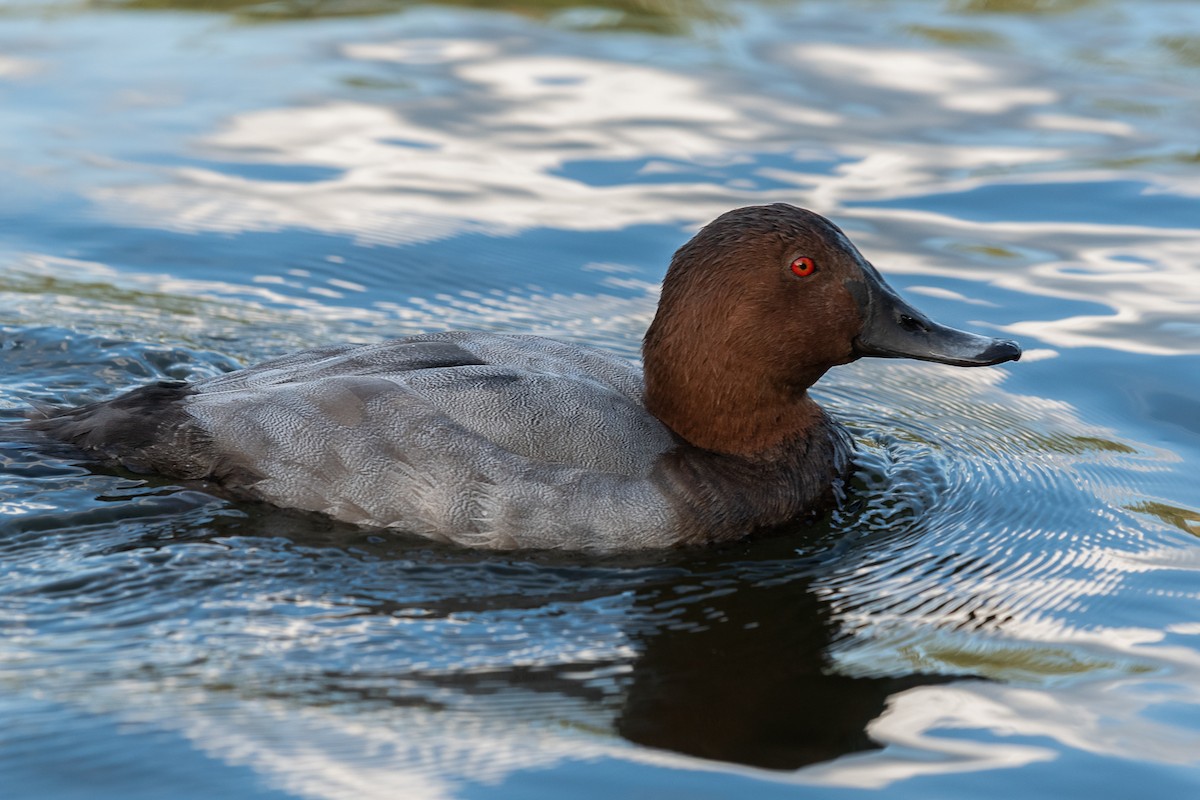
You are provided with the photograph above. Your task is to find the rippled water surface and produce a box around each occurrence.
[3,0,1200,797]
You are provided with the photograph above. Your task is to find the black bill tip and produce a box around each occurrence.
[977,337,1022,366]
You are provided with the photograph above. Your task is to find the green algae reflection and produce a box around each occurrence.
[86,0,723,32]
[1128,501,1200,538]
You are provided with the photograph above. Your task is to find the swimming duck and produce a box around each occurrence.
[32,204,1020,550]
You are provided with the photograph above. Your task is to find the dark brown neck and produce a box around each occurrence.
[643,326,828,459]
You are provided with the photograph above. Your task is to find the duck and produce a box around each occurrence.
[31,204,1020,551]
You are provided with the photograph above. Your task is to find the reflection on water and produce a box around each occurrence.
[2,0,1200,798]
[90,51,811,242]
[616,565,957,771]
[94,0,723,33]
[39,13,1196,356]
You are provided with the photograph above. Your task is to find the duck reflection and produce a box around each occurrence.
[613,550,953,769]
[222,507,954,771]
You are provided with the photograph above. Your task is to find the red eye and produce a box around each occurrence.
[790,256,816,277]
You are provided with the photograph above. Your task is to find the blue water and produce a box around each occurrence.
[2,0,1199,797]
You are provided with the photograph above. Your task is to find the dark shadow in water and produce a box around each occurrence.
[613,550,955,770]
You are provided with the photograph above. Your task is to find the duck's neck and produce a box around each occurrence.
[642,333,828,459]
[653,411,852,544]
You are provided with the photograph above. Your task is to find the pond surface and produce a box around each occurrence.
[2,0,1200,797]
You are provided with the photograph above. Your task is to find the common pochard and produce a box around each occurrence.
[33,204,1020,550]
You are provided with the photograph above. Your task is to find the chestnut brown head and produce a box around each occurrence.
[642,204,1020,455]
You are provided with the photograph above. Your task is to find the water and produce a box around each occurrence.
[2,0,1199,797]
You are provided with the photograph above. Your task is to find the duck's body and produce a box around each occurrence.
[33,205,1019,551]
[36,331,852,549]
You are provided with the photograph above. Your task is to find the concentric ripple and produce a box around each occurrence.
[811,359,1199,681]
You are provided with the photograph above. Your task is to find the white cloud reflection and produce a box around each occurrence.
[847,207,1200,356]
[0,54,39,79]
[806,635,1200,788]
[93,45,799,244]
[80,27,1200,356]
[787,44,1056,113]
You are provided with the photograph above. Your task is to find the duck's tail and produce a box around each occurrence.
[27,381,202,474]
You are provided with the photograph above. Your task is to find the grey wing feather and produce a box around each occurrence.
[176,333,681,549]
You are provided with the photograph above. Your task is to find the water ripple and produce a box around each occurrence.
[807,360,1198,683]
[4,0,1200,795]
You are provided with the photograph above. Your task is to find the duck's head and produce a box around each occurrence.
[642,203,1021,456]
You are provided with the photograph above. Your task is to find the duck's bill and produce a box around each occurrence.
[850,265,1021,367]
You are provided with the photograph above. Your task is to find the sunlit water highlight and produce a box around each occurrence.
[2,0,1200,798]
